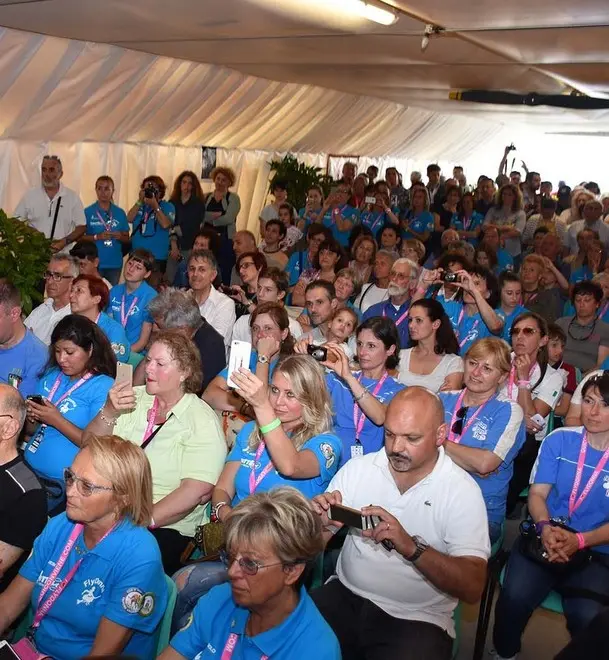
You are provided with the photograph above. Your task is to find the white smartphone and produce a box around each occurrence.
[365,196,376,204]
[0,642,21,659]
[227,340,252,389]
[531,413,545,427]
[115,362,133,386]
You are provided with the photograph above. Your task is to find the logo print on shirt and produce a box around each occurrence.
[472,421,488,442]
[603,476,609,498]
[58,397,77,415]
[77,578,105,606]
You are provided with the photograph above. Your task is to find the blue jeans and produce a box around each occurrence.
[99,267,122,285]
[171,561,228,633]
[489,521,503,547]
[493,537,609,658]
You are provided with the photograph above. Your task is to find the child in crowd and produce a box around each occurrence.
[278,202,303,251]
[107,249,157,354]
[259,219,288,270]
[495,271,527,342]
[546,322,578,423]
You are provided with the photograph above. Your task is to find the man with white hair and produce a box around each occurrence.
[363,258,419,348]
[24,254,79,345]
[0,384,47,594]
[14,155,86,252]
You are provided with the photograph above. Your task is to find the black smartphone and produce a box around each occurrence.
[441,272,459,283]
[307,345,328,362]
[0,642,21,659]
[26,395,45,405]
[328,503,366,529]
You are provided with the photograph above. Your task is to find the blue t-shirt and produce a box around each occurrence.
[297,207,324,232]
[322,205,359,247]
[363,299,410,349]
[170,582,340,660]
[401,210,434,240]
[25,368,114,480]
[532,427,609,553]
[451,212,484,244]
[494,249,514,275]
[286,250,314,287]
[439,391,525,524]
[107,281,157,346]
[496,305,528,342]
[19,514,167,660]
[327,371,404,467]
[131,200,176,260]
[360,210,388,233]
[0,329,47,398]
[444,300,492,354]
[569,265,593,285]
[228,421,341,505]
[97,312,130,363]
[84,202,129,269]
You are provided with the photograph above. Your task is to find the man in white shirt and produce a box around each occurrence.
[188,249,235,351]
[312,387,490,659]
[231,267,302,345]
[24,255,78,345]
[566,199,609,253]
[14,155,86,252]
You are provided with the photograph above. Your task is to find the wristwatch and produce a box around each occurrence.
[406,536,429,562]
[258,354,270,364]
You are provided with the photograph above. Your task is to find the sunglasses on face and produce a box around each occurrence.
[451,406,468,437]
[510,327,539,337]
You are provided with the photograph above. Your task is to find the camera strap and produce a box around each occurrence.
[49,196,62,241]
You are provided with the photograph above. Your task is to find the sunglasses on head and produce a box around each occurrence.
[451,406,468,437]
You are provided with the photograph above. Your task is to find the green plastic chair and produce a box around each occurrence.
[127,351,145,368]
[13,574,177,654]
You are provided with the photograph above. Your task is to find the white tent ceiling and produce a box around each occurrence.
[0,0,608,147]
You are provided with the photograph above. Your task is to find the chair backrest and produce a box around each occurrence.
[155,574,178,655]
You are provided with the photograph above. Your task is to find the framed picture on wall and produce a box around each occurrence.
[201,147,217,180]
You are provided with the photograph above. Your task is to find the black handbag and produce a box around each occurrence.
[519,518,591,571]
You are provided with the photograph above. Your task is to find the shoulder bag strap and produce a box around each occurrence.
[50,196,62,241]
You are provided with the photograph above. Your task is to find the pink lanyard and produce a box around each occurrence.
[507,360,536,399]
[600,301,609,319]
[222,633,267,660]
[569,431,609,519]
[369,211,385,231]
[120,294,138,327]
[47,372,92,406]
[32,522,114,630]
[95,209,113,232]
[249,440,275,494]
[353,372,388,441]
[143,398,159,444]
[454,307,478,349]
[462,214,472,231]
[447,389,490,444]
[383,303,409,327]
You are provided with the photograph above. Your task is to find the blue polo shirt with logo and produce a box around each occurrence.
[0,329,47,398]
[170,583,340,660]
[19,514,167,660]
[495,304,528,342]
[443,300,493,354]
[97,312,130,363]
[107,281,157,346]
[84,202,129,269]
[439,391,525,524]
[131,200,176,260]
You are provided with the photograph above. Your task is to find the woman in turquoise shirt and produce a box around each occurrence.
[0,435,167,660]
[162,489,340,660]
[24,315,116,515]
[172,354,341,631]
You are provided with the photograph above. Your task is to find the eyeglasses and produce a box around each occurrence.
[510,327,539,337]
[44,270,73,282]
[238,261,255,270]
[63,468,113,497]
[451,406,468,437]
[220,549,292,576]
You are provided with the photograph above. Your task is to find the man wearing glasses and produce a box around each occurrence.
[14,155,86,252]
[0,384,47,594]
[24,255,78,345]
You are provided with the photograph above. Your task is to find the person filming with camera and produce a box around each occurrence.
[127,175,176,274]
[311,387,490,660]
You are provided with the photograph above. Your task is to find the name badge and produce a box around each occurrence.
[351,443,364,459]
[28,428,45,454]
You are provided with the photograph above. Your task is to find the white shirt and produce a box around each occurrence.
[355,283,389,314]
[197,286,236,351]
[231,313,302,345]
[397,350,463,393]
[331,448,490,637]
[499,359,563,441]
[24,299,71,345]
[14,183,85,240]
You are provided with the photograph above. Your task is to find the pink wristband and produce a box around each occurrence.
[576,532,586,550]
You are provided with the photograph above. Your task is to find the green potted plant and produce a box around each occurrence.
[267,154,336,210]
[0,209,53,314]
